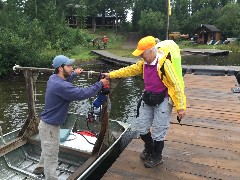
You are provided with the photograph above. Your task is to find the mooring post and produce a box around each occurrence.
[91,95,110,156]
[17,69,39,138]
[0,121,6,144]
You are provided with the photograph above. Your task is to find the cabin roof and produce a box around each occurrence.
[195,24,221,33]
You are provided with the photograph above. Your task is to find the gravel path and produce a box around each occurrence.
[123,32,141,49]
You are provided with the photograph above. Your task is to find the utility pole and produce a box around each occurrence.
[166,0,171,40]
[35,0,37,18]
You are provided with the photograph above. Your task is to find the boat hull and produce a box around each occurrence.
[0,114,131,180]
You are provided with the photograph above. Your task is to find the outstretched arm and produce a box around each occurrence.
[66,68,83,82]
[105,60,144,79]
[59,77,109,102]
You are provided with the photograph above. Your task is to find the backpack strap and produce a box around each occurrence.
[160,62,165,80]
[160,52,171,80]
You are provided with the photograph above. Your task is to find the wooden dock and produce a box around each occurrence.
[181,48,229,56]
[102,74,240,180]
[92,50,137,65]
[92,50,240,75]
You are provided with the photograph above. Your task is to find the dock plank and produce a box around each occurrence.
[102,74,240,180]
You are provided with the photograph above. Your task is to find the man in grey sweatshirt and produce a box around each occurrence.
[33,55,108,179]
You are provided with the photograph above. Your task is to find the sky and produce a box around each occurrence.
[126,9,133,22]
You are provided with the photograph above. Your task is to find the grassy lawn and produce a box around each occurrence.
[177,40,240,52]
[177,40,221,49]
[108,48,135,57]
[70,30,240,62]
[70,29,129,61]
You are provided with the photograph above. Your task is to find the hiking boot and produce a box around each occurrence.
[140,149,151,160]
[33,167,44,175]
[144,153,163,168]
[144,140,164,168]
[140,132,153,161]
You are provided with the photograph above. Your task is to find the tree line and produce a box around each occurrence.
[133,0,240,40]
[0,0,133,77]
[0,0,239,77]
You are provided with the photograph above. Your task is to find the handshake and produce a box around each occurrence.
[98,72,110,95]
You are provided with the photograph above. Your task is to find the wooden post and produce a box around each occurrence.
[166,0,170,40]
[17,70,38,137]
[92,95,109,156]
[24,70,37,119]
[0,121,6,144]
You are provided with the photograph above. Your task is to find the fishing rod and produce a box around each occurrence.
[13,65,101,76]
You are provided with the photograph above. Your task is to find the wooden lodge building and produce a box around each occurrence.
[194,24,222,44]
[66,14,122,29]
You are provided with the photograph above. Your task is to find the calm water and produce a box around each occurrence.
[182,52,240,66]
[0,53,240,134]
[0,61,143,134]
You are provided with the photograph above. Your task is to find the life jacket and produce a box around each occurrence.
[155,40,184,89]
[102,37,107,43]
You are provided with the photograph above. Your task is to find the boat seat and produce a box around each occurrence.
[60,129,71,142]
[60,113,79,130]
[28,132,95,157]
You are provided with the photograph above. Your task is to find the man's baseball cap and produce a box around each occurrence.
[132,36,156,56]
[52,55,75,69]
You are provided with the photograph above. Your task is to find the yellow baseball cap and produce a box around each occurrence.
[132,36,156,56]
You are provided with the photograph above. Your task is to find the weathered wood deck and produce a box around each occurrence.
[102,74,240,180]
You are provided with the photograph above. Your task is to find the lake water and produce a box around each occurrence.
[182,52,240,66]
[0,61,143,134]
[0,53,239,134]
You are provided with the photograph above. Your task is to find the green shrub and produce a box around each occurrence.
[0,19,52,76]
[0,19,95,76]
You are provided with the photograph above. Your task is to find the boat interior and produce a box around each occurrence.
[0,112,129,179]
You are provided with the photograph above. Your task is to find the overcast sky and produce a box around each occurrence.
[126,9,133,22]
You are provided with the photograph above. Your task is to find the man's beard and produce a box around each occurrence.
[63,68,71,78]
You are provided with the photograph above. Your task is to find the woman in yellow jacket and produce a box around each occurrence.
[103,36,186,168]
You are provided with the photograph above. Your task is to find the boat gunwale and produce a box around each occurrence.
[76,121,131,180]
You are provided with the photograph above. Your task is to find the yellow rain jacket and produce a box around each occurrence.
[109,53,186,111]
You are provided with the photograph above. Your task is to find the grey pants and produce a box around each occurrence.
[136,97,173,141]
[37,120,60,180]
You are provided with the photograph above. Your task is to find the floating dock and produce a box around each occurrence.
[102,74,240,180]
[92,50,240,179]
[92,50,240,75]
[181,48,229,56]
